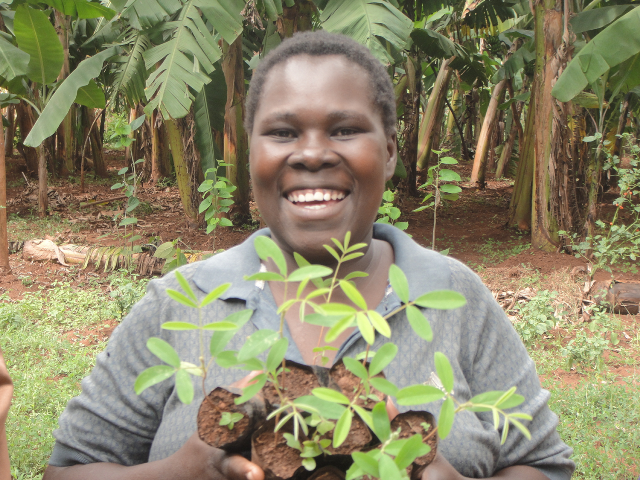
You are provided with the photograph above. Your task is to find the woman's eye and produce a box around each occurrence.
[334,128,358,137]
[271,130,295,139]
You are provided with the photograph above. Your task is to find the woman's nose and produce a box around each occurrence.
[287,133,340,171]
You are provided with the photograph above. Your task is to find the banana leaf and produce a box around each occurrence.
[0,36,29,81]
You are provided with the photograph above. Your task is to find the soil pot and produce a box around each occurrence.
[263,360,323,407]
[307,466,346,480]
[197,386,268,453]
[330,361,387,409]
[251,417,308,480]
[390,411,438,480]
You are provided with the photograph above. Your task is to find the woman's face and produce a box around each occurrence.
[249,55,397,264]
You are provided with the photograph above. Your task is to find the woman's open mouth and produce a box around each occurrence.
[286,188,348,210]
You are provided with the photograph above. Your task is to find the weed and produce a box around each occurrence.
[198,164,235,251]
[561,307,617,371]
[19,276,33,287]
[512,290,558,347]
[376,190,408,231]
[8,213,83,241]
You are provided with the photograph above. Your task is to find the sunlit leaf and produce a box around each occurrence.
[413,290,466,310]
[438,397,455,439]
[369,343,397,376]
[147,337,180,367]
[434,352,454,394]
[175,368,194,404]
[406,305,433,341]
[396,385,444,406]
[333,408,352,448]
[134,365,174,394]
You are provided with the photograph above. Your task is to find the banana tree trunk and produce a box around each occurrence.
[151,110,161,183]
[55,11,74,175]
[159,120,172,177]
[0,116,10,274]
[417,57,453,170]
[445,86,460,139]
[16,101,38,174]
[508,86,536,230]
[86,108,106,177]
[165,117,200,222]
[222,35,250,222]
[463,90,476,150]
[495,104,520,179]
[532,0,576,251]
[471,78,507,187]
[399,53,421,196]
[4,105,14,157]
[614,92,631,156]
[38,145,47,217]
[277,0,313,38]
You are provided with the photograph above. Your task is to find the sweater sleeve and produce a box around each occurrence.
[450,259,575,480]
[49,275,179,466]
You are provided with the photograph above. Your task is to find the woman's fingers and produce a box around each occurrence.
[385,396,399,421]
[229,371,264,390]
[219,454,264,480]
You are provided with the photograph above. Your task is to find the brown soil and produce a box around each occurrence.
[390,411,438,479]
[307,466,345,480]
[329,362,385,409]
[263,361,321,406]
[251,419,306,480]
[197,387,265,452]
[324,414,372,456]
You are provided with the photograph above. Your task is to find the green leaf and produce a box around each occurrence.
[14,5,63,86]
[372,401,390,441]
[147,337,180,368]
[109,31,150,107]
[438,397,455,439]
[0,37,29,81]
[201,322,238,331]
[339,280,367,310]
[235,374,267,404]
[174,270,197,302]
[134,365,175,394]
[356,312,375,345]
[119,217,138,226]
[74,79,106,108]
[552,6,640,102]
[253,236,287,276]
[200,282,231,307]
[378,453,402,480]
[244,272,285,282]
[24,47,117,147]
[333,408,352,448]
[325,314,356,343]
[143,0,222,119]
[320,0,413,65]
[266,338,288,373]
[396,385,444,406]
[434,352,454,394]
[438,169,461,182]
[406,305,433,342]
[509,418,532,440]
[175,368,194,404]
[342,357,368,380]
[208,310,251,357]
[367,310,390,338]
[499,393,525,410]
[352,404,374,431]
[440,184,462,194]
[166,289,199,308]
[194,66,225,177]
[294,395,346,419]
[129,114,146,131]
[351,451,379,478]
[161,321,199,330]
[199,0,244,44]
[237,329,279,362]
[388,264,409,303]
[287,265,333,282]
[411,28,462,59]
[413,290,467,310]
[369,343,397,376]
[394,434,429,470]
[312,387,350,405]
[369,377,398,396]
[570,5,636,34]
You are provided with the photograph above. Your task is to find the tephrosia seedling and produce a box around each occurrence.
[136,233,532,480]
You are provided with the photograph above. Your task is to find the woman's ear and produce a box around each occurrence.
[385,133,398,181]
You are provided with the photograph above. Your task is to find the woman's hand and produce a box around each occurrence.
[42,433,264,480]
[420,452,465,480]
[0,347,14,480]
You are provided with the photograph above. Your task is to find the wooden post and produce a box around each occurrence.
[0,115,10,274]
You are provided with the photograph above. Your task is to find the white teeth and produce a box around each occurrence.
[304,204,327,210]
[287,189,348,203]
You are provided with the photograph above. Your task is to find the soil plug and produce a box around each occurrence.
[197,386,268,453]
[251,417,308,480]
[306,466,346,480]
[390,411,438,480]
[263,360,322,408]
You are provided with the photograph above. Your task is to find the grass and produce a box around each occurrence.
[8,213,84,241]
[1,271,148,479]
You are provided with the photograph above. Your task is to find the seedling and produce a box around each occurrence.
[220,412,244,430]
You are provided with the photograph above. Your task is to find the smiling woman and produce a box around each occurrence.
[41,32,574,480]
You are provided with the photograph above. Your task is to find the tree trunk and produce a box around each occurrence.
[614,93,631,156]
[86,108,106,177]
[4,105,15,157]
[445,86,460,140]
[165,117,200,222]
[532,0,575,251]
[417,57,454,170]
[399,53,421,196]
[463,90,476,152]
[508,85,536,230]
[16,102,38,174]
[471,78,507,187]
[495,104,520,179]
[55,11,74,175]
[151,110,161,183]
[159,120,172,177]
[222,35,251,222]
[38,145,47,217]
[0,116,10,274]
[276,0,313,38]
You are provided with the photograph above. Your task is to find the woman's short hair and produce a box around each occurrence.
[245,31,396,135]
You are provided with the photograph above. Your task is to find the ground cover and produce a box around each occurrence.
[0,152,638,479]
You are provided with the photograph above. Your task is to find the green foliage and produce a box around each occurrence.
[414,150,462,251]
[219,411,244,430]
[198,165,236,250]
[513,290,558,347]
[134,232,532,478]
[376,190,408,231]
[153,239,189,275]
[561,307,618,371]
